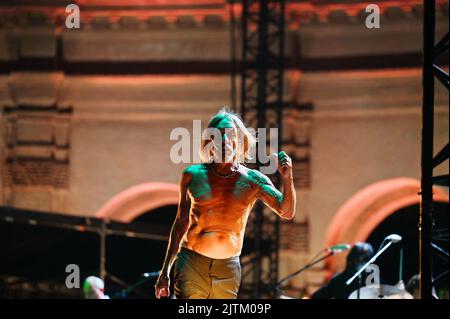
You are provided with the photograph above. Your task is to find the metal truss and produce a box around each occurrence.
[239,0,285,298]
[420,0,449,299]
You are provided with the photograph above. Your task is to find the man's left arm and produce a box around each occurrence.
[252,151,296,220]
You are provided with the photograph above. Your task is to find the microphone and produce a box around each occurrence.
[142,271,161,278]
[385,234,402,243]
[327,244,352,253]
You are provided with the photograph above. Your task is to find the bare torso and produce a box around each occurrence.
[182,163,260,259]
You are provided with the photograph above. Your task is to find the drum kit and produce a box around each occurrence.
[278,284,414,299]
[276,235,419,299]
[279,284,414,299]
[348,284,413,299]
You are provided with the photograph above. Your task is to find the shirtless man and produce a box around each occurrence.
[155,109,296,299]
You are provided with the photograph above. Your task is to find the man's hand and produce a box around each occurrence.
[155,274,170,299]
[276,151,293,179]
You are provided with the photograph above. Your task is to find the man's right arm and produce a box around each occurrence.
[155,171,191,299]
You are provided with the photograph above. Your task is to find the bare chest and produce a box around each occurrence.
[188,172,256,206]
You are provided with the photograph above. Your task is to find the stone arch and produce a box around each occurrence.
[95,182,179,222]
[324,177,449,273]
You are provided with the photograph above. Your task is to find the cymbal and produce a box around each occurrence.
[279,294,295,299]
[348,285,414,299]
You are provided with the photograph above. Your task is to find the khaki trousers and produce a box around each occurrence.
[174,247,241,299]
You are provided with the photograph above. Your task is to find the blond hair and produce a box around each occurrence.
[200,107,256,164]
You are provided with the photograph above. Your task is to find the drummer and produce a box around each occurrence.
[311,242,374,299]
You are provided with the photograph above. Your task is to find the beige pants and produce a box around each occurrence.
[174,247,241,299]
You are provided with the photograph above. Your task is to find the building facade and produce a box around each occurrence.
[0,0,448,296]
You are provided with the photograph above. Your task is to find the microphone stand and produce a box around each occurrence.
[113,274,158,298]
[398,248,404,288]
[273,250,335,297]
[346,241,394,298]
